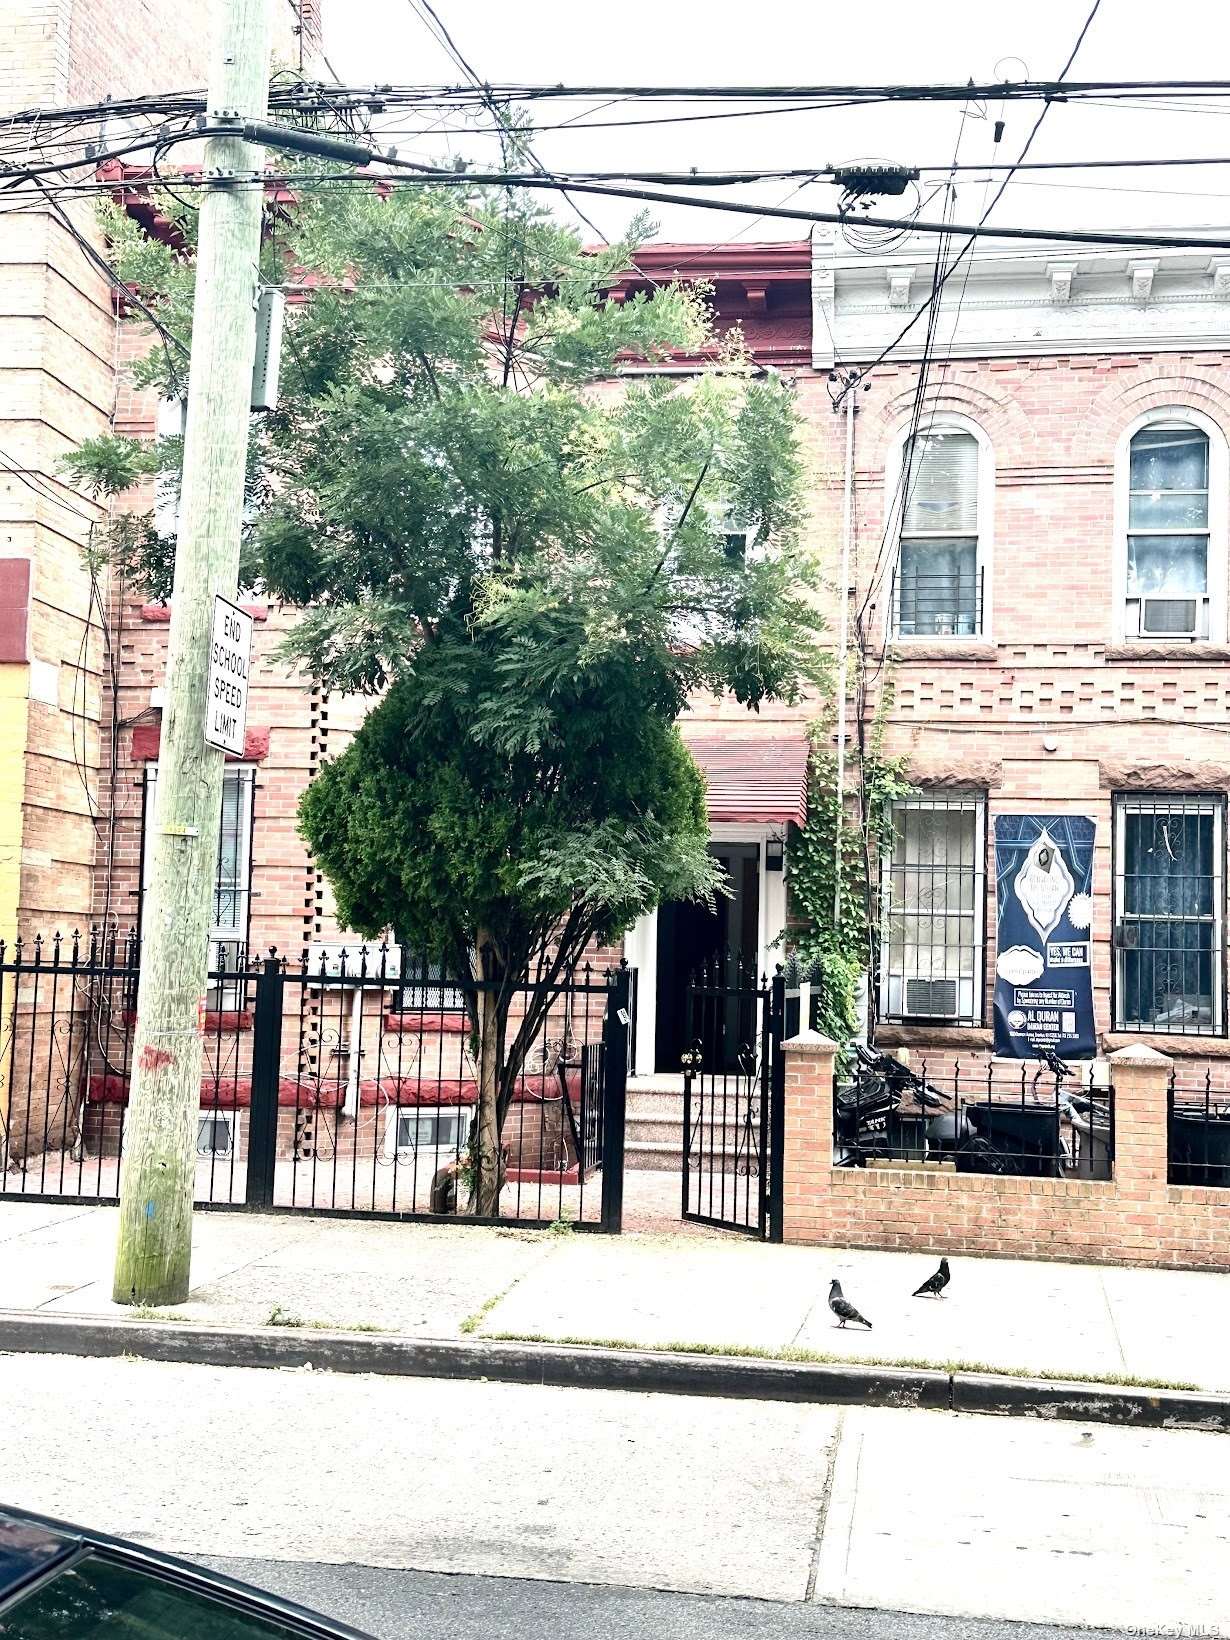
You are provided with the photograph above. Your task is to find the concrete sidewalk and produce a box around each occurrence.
[1,1200,1225,1391]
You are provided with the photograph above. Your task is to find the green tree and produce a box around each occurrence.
[69,166,827,1213]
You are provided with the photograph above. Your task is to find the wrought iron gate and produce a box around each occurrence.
[0,935,630,1233]
[681,959,784,1239]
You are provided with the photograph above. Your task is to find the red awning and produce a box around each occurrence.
[683,733,810,829]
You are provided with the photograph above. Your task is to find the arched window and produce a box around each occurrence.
[1126,420,1210,638]
[1117,409,1227,642]
[892,421,990,638]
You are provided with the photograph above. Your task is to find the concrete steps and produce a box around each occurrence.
[624,1076,758,1172]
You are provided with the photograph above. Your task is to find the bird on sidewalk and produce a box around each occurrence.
[828,1278,872,1329]
[912,1257,951,1298]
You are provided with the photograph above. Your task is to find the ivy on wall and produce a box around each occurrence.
[784,729,914,1048]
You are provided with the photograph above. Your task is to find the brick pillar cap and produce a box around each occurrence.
[1108,1043,1173,1066]
[783,1029,840,1054]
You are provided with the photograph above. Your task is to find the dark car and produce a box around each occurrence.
[0,1507,374,1638]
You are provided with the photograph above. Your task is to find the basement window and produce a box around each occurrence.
[196,1109,239,1158]
[384,1104,473,1163]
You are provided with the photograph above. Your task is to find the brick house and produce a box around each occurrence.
[0,0,324,952]
[809,233,1230,1092]
[10,106,1230,1209]
[92,225,1230,1095]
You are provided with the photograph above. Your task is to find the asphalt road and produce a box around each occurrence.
[202,1559,1145,1640]
[4,1354,1227,1633]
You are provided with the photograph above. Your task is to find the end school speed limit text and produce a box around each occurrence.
[205,596,252,756]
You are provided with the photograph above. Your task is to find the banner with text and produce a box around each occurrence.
[993,814,1096,1060]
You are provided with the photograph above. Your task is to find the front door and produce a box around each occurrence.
[655,843,760,1074]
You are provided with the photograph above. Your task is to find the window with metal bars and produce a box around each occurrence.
[879,794,986,1025]
[1114,795,1225,1035]
[1124,421,1211,640]
[141,764,255,1010]
[393,940,468,1013]
[894,428,982,638]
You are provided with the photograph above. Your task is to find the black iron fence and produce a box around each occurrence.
[1168,1070,1230,1188]
[836,1046,1114,1180]
[0,933,629,1230]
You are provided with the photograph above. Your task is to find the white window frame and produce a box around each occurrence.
[143,763,255,1008]
[886,412,995,642]
[1113,794,1225,1036]
[1113,406,1229,644]
[196,1108,240,1159]
[878,792,987,1026]
[384,1103,474,1163]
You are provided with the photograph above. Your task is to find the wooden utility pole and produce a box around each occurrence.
[113,0,272,1304]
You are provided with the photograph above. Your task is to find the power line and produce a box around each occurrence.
[22,147,1230,256]
[833,0,1106,406]
[33,182,190,388]
[404,0,616,248]
[11,78,1230,149]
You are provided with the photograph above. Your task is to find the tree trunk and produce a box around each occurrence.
[471,930,504,1216]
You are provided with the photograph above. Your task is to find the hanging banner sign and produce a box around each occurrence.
[993,814,1096,1060]
[204,595,252,755]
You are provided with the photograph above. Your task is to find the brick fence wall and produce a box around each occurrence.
[782,1032,1230,1271]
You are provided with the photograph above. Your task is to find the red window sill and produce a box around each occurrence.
[384,1011,469,1035]
[123,1009,253,1032]
[141,601,268,623]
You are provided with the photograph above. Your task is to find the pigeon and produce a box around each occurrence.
[912,1257,951,1299]
[828,1278,872,1330]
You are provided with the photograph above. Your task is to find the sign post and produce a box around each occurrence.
[993,815,1096,1060]
[205,595,252,755]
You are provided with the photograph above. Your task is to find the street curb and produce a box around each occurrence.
[0,1310,1226,1431]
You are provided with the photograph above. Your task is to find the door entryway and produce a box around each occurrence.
[654,842,760,1075]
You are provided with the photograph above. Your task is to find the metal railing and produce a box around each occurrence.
[1167,1070,1230,1187]
[835,1045,1114,1180]
[0,933,629,1228]
[892,564,984,638]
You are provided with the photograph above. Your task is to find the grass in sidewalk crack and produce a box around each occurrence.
[480,1331,1200,1393]
[459,1231,569,1335]
[263,1305,388,1333]
[460,1284,516,1335]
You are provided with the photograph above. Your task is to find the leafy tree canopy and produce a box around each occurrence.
[68,163,829,1204]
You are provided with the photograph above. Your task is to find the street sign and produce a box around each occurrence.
[204,594,252,755]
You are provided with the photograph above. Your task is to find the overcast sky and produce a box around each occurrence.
[320,0,1230,253]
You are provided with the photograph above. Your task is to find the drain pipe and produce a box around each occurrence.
[343,986,363,1120]
[832,385,857,928]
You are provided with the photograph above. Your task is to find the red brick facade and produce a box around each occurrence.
[784,1032,1230,1270]
[90,240,1230,1088]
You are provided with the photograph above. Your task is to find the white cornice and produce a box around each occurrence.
[810,230,1230,367]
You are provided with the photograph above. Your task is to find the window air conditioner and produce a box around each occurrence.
[1140,597,1199,637]
[904,977,960,1019]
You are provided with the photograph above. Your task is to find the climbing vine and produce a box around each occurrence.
[784,723,914,1048]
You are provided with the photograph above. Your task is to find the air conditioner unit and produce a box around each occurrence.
[1140,597,1199,637]
[904,977,960,1019]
